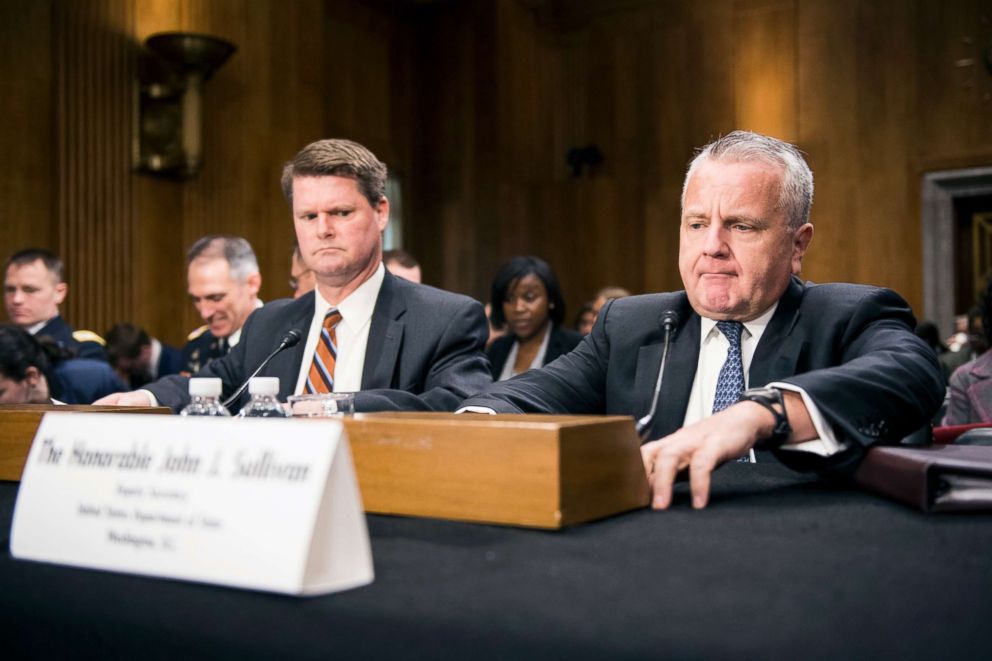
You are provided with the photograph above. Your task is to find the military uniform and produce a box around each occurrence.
[52,358,127,404]
[35,315,107,361]
[180,325,229,375]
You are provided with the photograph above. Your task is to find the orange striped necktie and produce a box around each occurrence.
[304,309,343,394]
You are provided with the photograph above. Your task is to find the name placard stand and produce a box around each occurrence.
[11,412,373,596]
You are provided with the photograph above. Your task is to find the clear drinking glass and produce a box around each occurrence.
[286,393,355,417]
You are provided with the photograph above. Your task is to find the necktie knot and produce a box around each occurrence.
[323,309,342,330]
[715,320,743,348]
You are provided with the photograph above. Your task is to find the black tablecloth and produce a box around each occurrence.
[2,463,990,660]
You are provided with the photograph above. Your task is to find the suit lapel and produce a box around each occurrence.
[275,293,317,401]
[361,272,406,389]
[749,277,805,388]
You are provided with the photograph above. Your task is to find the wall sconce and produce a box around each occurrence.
[134,32,236,180]
[566,145,604,178]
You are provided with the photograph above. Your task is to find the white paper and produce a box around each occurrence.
[10,412,373,596]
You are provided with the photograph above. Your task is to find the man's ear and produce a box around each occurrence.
[53,282,68,306]
[375,196,390,233]
[791,223,814,275]
[246,272,262,296]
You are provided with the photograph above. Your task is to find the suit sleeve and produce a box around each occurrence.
[777,287,944,470]
[353,298,494,412]
[942,364,974,425]
[144,319,255,412]
[457,300,617,414]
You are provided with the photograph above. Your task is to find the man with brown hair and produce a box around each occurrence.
[4,248,106,360]
[99,138,491,412]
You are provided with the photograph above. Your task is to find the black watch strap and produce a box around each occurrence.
[737,387,792,448]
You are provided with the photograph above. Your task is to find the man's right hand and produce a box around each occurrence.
[93,391,154,407]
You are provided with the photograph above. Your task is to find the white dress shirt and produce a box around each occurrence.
[685,303,844,457]
[497,325,551,382]
[293,263,385,394]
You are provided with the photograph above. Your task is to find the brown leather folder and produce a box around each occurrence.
[854,445,992,512]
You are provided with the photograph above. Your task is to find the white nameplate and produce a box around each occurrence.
[10,412,373,596]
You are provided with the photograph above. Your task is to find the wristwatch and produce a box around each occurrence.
[737,387,792,448]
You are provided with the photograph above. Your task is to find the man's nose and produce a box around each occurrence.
[196,302,214,320]
[316,213,336,237]
[702,223,729,256]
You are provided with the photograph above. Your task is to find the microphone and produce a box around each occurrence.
[635,310,679,442]
[221,328,303,409]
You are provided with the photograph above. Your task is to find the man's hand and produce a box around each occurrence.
[641,391,814,509]
[93,391,154,407]
[641,402,772,509]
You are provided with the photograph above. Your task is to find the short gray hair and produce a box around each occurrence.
[281,138,387,207]
[186,235,259,283]
[682,130,813,229]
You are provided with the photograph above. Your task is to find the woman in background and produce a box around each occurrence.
[944,276,992,424]
[487,256,582,381]
[0,324,125,404]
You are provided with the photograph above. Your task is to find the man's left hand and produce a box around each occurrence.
[641,401,775,510]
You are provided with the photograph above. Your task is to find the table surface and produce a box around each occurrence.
[2,462,990,660]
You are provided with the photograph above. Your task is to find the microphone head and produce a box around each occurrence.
[660,310,679,333]
[282,328,303,348]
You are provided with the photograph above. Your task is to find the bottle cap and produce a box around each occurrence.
[188,377,223,398]
[248,376,280,396]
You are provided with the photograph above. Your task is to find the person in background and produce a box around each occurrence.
[383,249,422,283]
[914,320,947,357]
[105,323,184,389]
[0,324,125,404]
[939,306,984,381]
[181,236,263,375]
[290,243,317,299]
[943,276,992,424]
[487,256,582,381]
[591,285,631,317]
[4,248,106,360]
[574,301,596,335]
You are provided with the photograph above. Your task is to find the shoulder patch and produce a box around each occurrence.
[187,324,210,341]
[72,330,106,346]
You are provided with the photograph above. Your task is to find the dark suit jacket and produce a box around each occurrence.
[487,325,583,379]
[37,315,106,361]
[53,358,127,404]
[156,342,184,379]
[146,272,492,412]
[462,278,945,474]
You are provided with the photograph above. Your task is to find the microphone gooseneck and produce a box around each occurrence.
[221,328,303,409]
[635,310,679,442]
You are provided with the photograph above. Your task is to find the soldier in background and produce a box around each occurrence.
[180,236,262,375]
[3,248,107,360]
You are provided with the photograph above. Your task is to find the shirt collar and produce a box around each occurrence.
[313,262,385,327]
[700,301,779,342]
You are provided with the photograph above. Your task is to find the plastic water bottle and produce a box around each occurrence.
[179,378,231,417]
[239,377,290,418]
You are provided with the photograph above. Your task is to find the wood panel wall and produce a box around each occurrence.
[407,0,992,323]
[1,0,991,346]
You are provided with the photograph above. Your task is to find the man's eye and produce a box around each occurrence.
[687,222,704,230]
[335,210,351,217]
[733,224,754,232]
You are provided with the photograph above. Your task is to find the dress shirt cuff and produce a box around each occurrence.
[768,382,846,457]
[137,389,158,407]
[455,406,497,415]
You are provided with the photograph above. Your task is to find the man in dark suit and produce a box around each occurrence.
[4,248,106,360]
[98,138,491,412]
[461,130,944,509]
[104,323,184,389]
